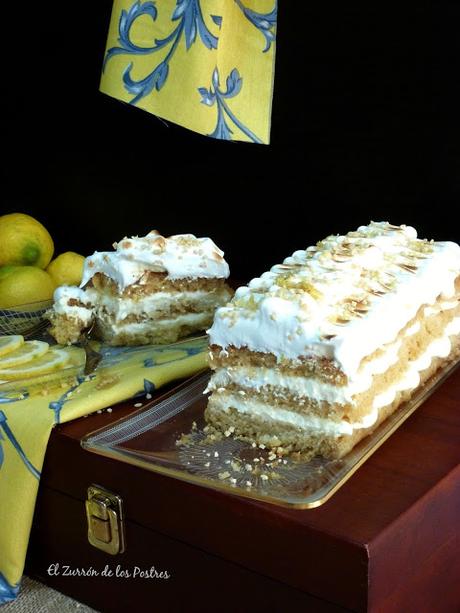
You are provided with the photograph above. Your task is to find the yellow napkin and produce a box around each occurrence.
[0,336,207,603]
[100,0,277,144]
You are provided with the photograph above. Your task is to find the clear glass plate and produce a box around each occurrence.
[81,357,460,509]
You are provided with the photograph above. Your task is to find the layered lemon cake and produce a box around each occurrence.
[205,222,460,459]
[48,231,232,346]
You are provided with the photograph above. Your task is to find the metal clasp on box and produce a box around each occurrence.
[86,485,125,555]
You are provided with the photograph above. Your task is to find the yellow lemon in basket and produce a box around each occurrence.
[46,252,85,287]
[0,213,54,268]
[0,335,25,358]
[0,266,57,308]
[0,347,69,380]
[0,340,49,369]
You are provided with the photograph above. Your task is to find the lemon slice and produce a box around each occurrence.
[0,340,49,369]
[0,348,70,380]
[64,345,86,368]
[0,335,25,358]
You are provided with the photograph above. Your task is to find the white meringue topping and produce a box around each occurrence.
[80,230,230,289]
[208,221,460,378]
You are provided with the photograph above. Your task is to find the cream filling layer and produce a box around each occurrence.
[372,316,460,410]
[211,394,376,436]
[99,311,212,335]
[423,300,458,317]
[208,337,403,404]
[53,286,93,326]
[90,290,223,321]
[210,317,460,436]
[56,306,93,326]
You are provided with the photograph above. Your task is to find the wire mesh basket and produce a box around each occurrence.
[0,300,53,338]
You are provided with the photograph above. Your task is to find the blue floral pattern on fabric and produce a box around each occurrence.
[144,379,156,394]
[0,411,40,480]
[0,572,19,604]
[104,0,219,104]
[48,375,95,425]
[0,391,28,404]
[100,344,166,367]
[144,337,207,367]
[134,378,157,398]
[104,0,158,66]
[234,0,277,51]
[199,68,263,143]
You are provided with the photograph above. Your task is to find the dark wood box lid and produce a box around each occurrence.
[36,370,460,611]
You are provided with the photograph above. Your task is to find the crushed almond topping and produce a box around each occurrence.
[212,251,224,262]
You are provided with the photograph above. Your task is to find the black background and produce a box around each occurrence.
[3,3,459,280]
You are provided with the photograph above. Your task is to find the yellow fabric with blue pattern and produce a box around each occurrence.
[100,0,278,144]
[0,336,207,603]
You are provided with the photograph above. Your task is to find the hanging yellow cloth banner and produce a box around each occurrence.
[100,0,278,144]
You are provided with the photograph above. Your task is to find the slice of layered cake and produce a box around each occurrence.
[48,231,232,346]
[205,222,460,459]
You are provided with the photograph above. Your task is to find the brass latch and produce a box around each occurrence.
[86,485,125,555]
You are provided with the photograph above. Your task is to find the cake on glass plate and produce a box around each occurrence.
[48,231,232,346]
[205,221,460,459]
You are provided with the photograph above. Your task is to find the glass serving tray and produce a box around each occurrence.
[82,357,460,509]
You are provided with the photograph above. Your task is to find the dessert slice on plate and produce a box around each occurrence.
[48,231,233,346]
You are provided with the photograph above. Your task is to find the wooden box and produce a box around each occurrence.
[25,371,460,612]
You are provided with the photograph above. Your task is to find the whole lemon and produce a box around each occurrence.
[0,213,54,269]
[46,252,85,287]
[0,266,57,308]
